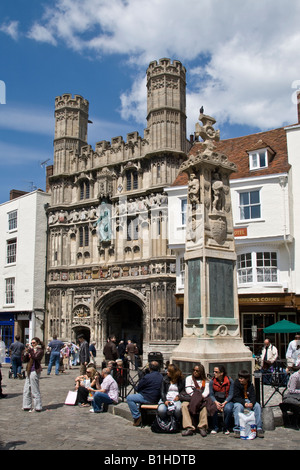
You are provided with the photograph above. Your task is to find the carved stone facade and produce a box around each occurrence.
[45,59,190,361]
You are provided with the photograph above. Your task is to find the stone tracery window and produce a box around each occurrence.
[126,170,138,191]
[79,180,90,200]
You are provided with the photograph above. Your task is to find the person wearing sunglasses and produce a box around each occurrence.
[22,337,45,412]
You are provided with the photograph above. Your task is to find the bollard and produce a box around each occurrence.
[262,407,275,431]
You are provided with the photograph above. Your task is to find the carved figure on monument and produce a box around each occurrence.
[188,173,200,206]
[211,172,225,212]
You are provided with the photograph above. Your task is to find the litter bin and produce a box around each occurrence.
[148,352,163,369]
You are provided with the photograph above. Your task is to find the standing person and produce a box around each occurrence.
[61,343,70,371]
[157,363,185,422]
[78,334,90,375]
[260,338,278,384]
[90,367,119,413]
[70,342,79,366]
[209,365,234,434]
[89,341,97,366]
[103,335,118,363]
[22,337,45,412]
[126,340,137,370]
[117,340,126,361]
[9,335,25,379]
[232,369,264,438]
[126,361,163,426]
[47,335,64,376]
[181,364,211,437]
[0,335,7,398]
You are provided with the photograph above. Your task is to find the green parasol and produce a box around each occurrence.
[263,319,300,333]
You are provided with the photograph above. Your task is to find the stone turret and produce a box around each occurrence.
[146,58,188,153]
[53,94,89,175]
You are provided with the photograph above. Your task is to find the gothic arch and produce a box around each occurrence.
[95,287,147,353]
[95,287,146,313]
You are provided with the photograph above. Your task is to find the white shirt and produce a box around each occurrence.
[101,374,119,403]
[185,375,209,398]
[260,344,278,365]
[286,340,300,359]
[166,383,179,401]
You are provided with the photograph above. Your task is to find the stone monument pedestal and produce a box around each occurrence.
[171,336,253,378]
[170,112,254,378]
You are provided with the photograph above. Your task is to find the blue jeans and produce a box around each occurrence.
[126,393,151,419]
[157,400,182,420]
[211,402,234,431]
[92,392,113,413]
[233,400,263,431]
[11,356,22,378]
[47,352,61,375]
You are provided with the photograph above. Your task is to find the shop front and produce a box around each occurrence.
[239,293,300,358]
[0,313,15,362]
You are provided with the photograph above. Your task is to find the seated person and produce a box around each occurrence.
[209,365,234,434]
[286,334,300,369]
[112,359,129,387]
[157,364,185,422]
[90,367,119,413]
[126,361,163,427]
[75,366,101,406]
[280,369,300,429]
[232,369,264,438]
[181,363,210,437]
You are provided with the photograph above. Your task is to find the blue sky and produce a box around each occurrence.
[0,0,300,204]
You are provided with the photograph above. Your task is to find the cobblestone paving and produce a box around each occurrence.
[0,364,299,454]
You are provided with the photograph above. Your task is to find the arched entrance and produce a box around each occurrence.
[106,299,143,353]
[72,325,91,344]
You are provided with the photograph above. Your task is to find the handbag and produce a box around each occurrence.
[65,390,78,406]
[178,391,192,402]
[151,414,179,434]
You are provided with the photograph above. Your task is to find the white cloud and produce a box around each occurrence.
[119,75,147,124]
[0,140,51,166]
[0,104,54,135]
[20,0,300,131]
[0,20,19,40]
[27,24,57,46]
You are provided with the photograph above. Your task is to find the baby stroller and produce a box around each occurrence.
[8,364,26,379]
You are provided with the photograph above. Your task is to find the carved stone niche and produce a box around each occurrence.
[73,305,90,318]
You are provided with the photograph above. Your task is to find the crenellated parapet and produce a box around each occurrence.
[147,58,186,81]
[55,93,89,114]
[69,130,150,175]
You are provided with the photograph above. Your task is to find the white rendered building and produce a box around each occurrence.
[0,189,50,351]
[166,96,300,358]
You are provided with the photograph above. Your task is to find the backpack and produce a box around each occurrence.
[151,414,179,434]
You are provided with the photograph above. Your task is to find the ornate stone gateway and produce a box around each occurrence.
[171,111,254,377]
[45,59,188,362]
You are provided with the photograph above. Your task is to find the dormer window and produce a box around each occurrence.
[249,148,268,170]
[248,141,275,171]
